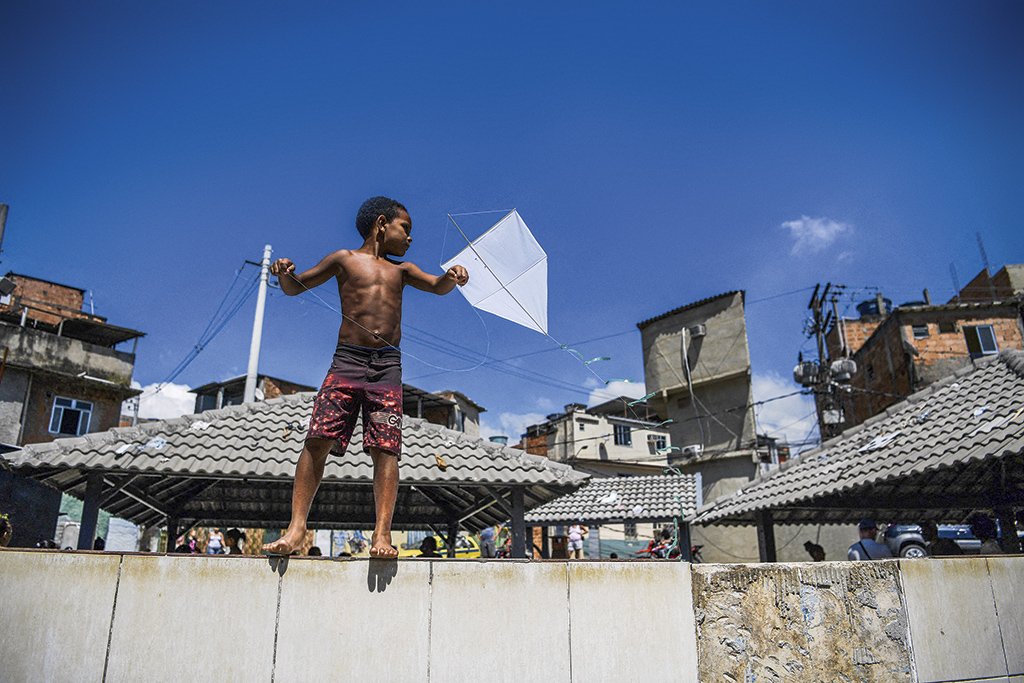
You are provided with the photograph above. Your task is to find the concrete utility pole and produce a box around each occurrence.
[801,283,852,441]
[243,244,272,404]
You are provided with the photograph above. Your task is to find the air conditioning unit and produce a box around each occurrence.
[688,324,707,338]
[681,444,703,458]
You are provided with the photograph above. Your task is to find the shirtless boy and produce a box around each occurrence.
[261,196,469,558]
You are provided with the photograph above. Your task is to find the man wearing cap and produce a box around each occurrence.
[847,519,893,561]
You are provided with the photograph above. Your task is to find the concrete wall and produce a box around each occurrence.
[0,470,62,547]
[0,322,135,385]
[20,373,128,445]
[640,292,756,453]
[1,551,1021,683]
[548,408,671,464]
[0,366,30,443]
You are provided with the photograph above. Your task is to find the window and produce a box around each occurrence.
[911,324,929,339]
[648,434,667,454]
[613,424,632,446]
[964,325,998,357]
[938,321,957,334]
[49,397,93,436]
[577,420,585,432]
[195,394,218,413]
[623,521,638,540]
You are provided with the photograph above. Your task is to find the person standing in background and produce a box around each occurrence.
[479,525,496,558]
[847,519,893,561]
[207,527,224,554]
[567,521,588,559]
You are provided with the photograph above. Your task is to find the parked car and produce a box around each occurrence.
[397,534,481,558]
[885,522,1023,557]
[884,524,929,558]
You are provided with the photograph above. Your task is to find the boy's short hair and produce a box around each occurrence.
[356,196,407,238]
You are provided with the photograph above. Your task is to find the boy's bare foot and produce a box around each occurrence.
[262,528,306,556]
[369,531,398,559]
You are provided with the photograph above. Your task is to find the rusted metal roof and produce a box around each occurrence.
[692,350,1024,526]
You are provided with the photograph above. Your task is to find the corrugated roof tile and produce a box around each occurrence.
[692,350,1024,525]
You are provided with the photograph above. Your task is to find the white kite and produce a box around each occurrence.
[442,209,548,335]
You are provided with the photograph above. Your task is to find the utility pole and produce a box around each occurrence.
[795,283,853,441]
[243,244,272,404]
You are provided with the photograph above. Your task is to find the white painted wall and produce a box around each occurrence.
[2,551,1021,683]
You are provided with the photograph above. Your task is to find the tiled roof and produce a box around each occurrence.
[636,290,743,329]
[6,392,587,530]
[692,350,1024,526]
[525,473,699,524]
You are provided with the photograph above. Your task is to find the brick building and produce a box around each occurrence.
[823,265,1024,430]
[0,272,144,547]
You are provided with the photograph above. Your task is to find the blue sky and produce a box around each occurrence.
[2,2,1022,443]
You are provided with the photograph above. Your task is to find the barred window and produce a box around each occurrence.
[613,424,632,446]
[49,397,93,436]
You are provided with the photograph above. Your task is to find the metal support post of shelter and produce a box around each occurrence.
[445,517,459,558]
[77,471,104,550]
[510,487,526,558]
[994,506,1021,554]
[166,517,179,552]
[755,510,777,563]
[677,519,693,562]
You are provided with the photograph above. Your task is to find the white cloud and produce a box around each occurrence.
[125,381,196,420]
[587,380,646,407]
[781,215,852,256]
[480,411,548,442]
[534,396,557,412]
[751,371,818,446]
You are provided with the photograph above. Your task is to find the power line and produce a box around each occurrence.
[140,264,260,398]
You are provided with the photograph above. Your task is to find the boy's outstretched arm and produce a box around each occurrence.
[270,252,345,296]
[403,262,469,295]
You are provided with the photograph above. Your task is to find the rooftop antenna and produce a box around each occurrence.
[0,203,8,257]
[976,232,997,300]
[949,262,961,303]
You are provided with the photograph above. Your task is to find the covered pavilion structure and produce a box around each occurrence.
[3,391,587,557]
[691,350,1024,560]
[525,472,700,559]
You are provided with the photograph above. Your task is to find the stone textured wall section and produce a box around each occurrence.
[691,560,913,682]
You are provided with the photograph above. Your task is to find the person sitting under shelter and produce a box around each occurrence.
[919,521,962,557]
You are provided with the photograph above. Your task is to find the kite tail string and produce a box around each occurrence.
[282,272,492,374]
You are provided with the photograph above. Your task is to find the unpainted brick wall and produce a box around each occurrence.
[3,276,86,326]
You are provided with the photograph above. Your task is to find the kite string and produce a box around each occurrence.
[282,271,491,374]
[446,210,658,418]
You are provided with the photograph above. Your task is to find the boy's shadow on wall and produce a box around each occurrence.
[367,559,398,592]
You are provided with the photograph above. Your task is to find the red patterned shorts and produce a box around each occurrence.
[307,344,403,458]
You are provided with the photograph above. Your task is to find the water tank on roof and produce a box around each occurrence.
[489,436,509,445]
[856,298,892,318]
